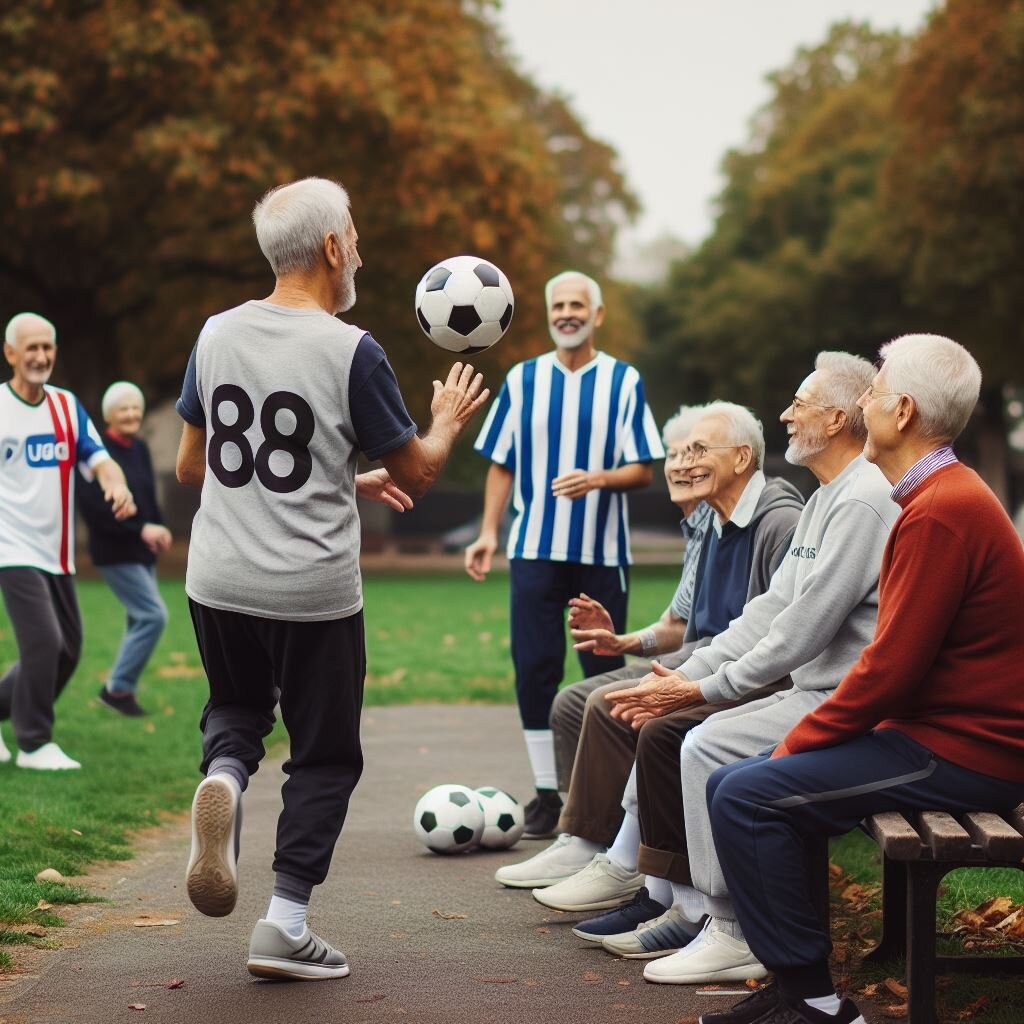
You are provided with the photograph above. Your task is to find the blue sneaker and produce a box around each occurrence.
[571,887,667,945]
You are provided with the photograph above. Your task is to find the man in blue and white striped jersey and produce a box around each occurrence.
[465,271,664,837]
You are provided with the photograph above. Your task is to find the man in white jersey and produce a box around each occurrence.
[465,272,664,837]
[0,313,134,770]
[175,177,489,981]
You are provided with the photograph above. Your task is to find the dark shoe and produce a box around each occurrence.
[98,687,147,717]
[522,789,563,839]
[572,886,667,944]
[742,995,864,1024]
[699,981,779,1024]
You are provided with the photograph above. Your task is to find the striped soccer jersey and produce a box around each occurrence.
[474,351,664,567]
[0,383,109,574]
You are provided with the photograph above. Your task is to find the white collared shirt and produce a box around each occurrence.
[712,470,766,538]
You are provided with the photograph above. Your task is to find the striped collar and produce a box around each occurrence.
[891,446,958,501]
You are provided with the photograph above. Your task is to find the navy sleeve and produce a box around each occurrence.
[349,334,418,460]
[175,345,205,427]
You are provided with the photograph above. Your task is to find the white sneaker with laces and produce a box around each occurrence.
[0,728,10,765]
[642,917,767,985]
[16,742,81,770]
[532,853,643,912]
[494,833,595,889]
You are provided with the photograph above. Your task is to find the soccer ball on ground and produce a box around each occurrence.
[413,783,485,855]
[474,786,525,850]
[415,255,514,354]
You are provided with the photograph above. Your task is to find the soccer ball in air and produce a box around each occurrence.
[415,255,514,354]
[474,786,525,850]
[413,784,485,855]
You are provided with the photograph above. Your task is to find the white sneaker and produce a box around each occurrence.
[16,742,81,770]
[532,853,644,912]
[494,833,596,889]
[0,728,10,764]
[642,917,767,985]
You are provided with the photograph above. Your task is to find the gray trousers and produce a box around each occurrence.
[680,688,831,910]
[0,567,82,752]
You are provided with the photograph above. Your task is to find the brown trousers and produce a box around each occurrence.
[552,668,788,882]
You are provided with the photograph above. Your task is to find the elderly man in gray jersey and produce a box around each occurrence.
[176,177,489,981]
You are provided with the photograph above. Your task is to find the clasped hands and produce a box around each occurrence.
[604,662,704,730]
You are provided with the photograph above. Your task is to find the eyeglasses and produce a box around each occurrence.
[864,384,903,402]
[674,442,746,463]
[789,395,835,411]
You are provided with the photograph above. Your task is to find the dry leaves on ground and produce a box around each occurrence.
[33,901,53,912]
[957,996,989,1020]
[951,896,1024,939]
[132,917,180,928]
[883,978,908,1000]
[166,979,185,990]
[881,1003,907,1019]
[128,1005,146,1012]
[431,909,467,920]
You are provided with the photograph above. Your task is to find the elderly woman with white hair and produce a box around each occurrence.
[78,381,171,716]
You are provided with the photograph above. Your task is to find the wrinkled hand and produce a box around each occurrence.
[141,523,173,555]
[465,533,497,582]
[106,483,136,521]
[567,593,614,632]
[571,626,627,657]
[604,661,704,730]
[356,469,414,513]
[431,362,490,433]
[551,469,594,501]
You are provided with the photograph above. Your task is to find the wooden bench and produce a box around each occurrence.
[813,804,1024,1024]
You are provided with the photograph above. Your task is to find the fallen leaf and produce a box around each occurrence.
[33,900,53,912]
[582,971,601,982]
[861,983,879,997]
[166,979,185,990]
[132,918,180,927]
[828,862,844,879]
[469,976,518,984]
[128,1005,146,1012]
[957,995,988,1020]
[881,1004,907,1019]
[524,979,539,988]
[70,829,83,836]
[431,909,467,920]
[975,896,1013,923]
[617,979,630,987]
[745,978,762,989]
[883,978,908,1000]
[535,927,549,935]
[35,868,64,883]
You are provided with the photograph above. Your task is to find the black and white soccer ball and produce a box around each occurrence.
[414,255,514,353]
[474,786,525,850]
[413,783,485,854]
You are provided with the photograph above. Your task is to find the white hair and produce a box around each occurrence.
[544,270,603,310]
[662,405,704,445]
[102,381,145,420]
[812,351,875,440]
[5,312,56,348]
[692,400,765,470]
[252,177,353,277]
[877,333,982,444]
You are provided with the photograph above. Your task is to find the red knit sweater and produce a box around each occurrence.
[776,462,1024,783]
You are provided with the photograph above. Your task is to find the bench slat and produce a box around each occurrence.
[917,811,973,859]
[960,812,1024,861]
[867,811,922,860]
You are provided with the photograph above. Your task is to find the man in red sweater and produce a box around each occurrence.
[701,334,1024,1024]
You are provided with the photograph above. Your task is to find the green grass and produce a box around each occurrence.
[0,568,675,945]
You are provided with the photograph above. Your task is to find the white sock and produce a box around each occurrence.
[266,895,308,938]
[645,874,673,907]
[606,809,640,873]
[523,729,558,790]
[805,994,842,1015]
[568,835,604,856]
[670,881,709,924]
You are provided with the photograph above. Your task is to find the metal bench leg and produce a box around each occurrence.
[906,862,946,1024]
[863,854,907,963]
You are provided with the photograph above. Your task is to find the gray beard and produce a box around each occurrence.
[784,429,829,466]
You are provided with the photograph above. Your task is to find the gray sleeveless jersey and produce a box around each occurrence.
[186,301,368,621]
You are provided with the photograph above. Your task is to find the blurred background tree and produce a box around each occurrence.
[0,0,636,440]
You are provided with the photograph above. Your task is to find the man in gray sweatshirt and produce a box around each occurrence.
[603,352,900,987]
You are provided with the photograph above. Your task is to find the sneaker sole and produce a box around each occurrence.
[247,957,350,981]
[186,779,238,917]
[532,885,643,913]
[603,943,681,959]
[644,961,768,985]
[494,872,580,889]
[570,927,611,945]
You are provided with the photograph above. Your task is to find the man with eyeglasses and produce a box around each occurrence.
[494,400,804,906]
[706,335,1024,1024]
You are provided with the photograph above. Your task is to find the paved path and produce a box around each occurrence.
[0,706,871,1024]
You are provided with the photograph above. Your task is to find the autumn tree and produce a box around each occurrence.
[0,0,636,432]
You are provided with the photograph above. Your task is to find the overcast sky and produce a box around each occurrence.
[493,0,936,255]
